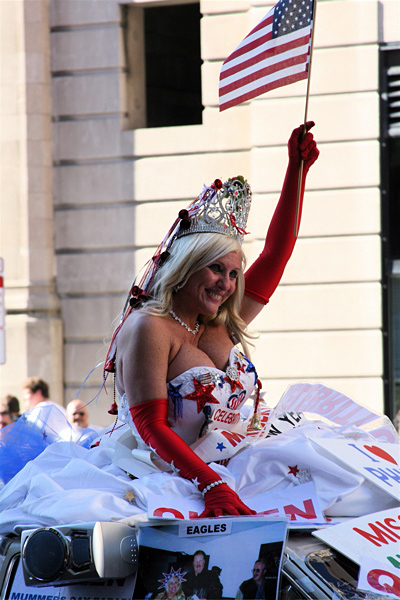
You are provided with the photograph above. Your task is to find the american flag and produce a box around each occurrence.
[219,0,315,112]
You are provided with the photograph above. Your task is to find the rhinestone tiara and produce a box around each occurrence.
[138,175,252,293]
[177,176,252,242]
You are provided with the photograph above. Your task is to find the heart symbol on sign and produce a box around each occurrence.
[364,445,398,465]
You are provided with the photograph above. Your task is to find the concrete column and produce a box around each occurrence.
[0,0,63,406]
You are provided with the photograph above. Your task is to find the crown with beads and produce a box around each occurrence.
[158,568,187,590]
[137,175,252,295]
[176,176,252,242]
[103,175,252,375]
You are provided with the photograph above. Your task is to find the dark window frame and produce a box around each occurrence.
[120,1,203,130]
[380,43,400,420]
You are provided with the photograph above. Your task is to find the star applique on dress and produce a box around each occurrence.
[234,356,247,373]
[224,375,244,393]
[224,365,244,393]
[185,377,219,413]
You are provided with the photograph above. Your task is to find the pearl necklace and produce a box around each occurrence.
[169,310,200,335]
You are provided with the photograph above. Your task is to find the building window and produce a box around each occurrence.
[120,2,203,129]
[380,44,400,421]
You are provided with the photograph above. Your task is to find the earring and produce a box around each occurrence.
[173,282,184,293]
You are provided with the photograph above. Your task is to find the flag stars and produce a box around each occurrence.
[219,0,313,111]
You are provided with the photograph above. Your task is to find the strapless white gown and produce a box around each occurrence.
[0,349,396,535]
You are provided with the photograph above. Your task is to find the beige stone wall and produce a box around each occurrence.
[0,0,63,407]
[3,0,399,424]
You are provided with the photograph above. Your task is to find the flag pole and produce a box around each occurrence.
[294,0,318,238]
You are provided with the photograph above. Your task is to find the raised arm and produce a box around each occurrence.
[118,314,254,518]
[241,122,319,324]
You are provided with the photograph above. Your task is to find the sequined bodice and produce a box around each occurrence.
[167,347,258,445]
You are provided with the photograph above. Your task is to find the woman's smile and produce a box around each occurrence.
[175,251,242,317]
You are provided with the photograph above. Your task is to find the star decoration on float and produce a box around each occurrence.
[288,465,299,476]
[191,477,200,488]
[185,378,219,413]
[216,442,226,452]
[124,489,135,504]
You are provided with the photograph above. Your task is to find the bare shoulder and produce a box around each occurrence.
[118,311,171,353]
[116,311,173,400]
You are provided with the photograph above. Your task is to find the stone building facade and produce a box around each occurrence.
[1,0,399,426]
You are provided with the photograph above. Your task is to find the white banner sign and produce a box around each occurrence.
[314,507,400,569]
[147,482,327,526]
[9,561,136,600]
[246,482,326,525]
[276,383,397,442]
[313,439,400,500]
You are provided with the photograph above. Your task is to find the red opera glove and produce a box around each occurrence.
[129,399,254,517]
[244,121,319,305]
[199,481,255,518]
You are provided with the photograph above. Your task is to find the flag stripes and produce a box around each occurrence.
[219,0,314,111]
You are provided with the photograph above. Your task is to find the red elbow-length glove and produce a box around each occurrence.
[244,121,319,305]
[130,399,254,518]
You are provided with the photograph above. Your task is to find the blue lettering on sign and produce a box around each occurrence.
[348,443,380,463]
[364,466,400,487]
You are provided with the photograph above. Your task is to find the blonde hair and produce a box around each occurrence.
[141,233,253,355]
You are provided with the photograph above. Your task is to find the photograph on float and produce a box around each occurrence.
[134,517,288,600]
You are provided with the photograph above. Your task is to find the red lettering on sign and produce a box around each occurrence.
[367,568,400,597]
[153,507,184,519]
[353,522,399,546]
[259,508,280,516]
[385,517,400,531]
[377,520,400,540]
[220,430,245,447]
[284,499,317,521]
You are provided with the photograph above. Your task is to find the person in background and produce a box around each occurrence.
[182,550,223,600]
[66,399,103,434]
[22,377,66,415]
[0,402,12,429]
[3,395,20,421]
[22,377,69,438]
[155,571,186,600]
[236,558,276,600]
